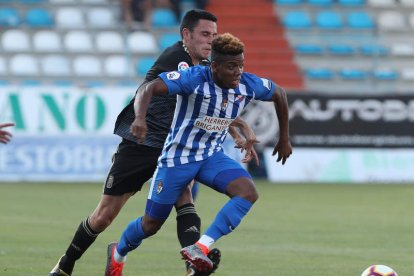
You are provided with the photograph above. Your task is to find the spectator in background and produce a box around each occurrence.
[0,122,15,144]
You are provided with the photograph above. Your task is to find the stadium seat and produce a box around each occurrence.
[159,33,181,50]
[401,68,414,80]
[151,8,178,27]
[84,80,105,88]
[64,31,93,52]
[117,79,137,87]
[52,80,74,86]
[347,12,374,29]
[73,55,102,76]
[33,30,62,52]
[21,79,42,86]
[282,11,312,29]
[20,0,47,4]
[339,68,367,80]
[41,55,71,76]
[305,68,334,79]
[373,68,398,80]
[127,31,158,53]
[0,80,11,86]
[56,8,84,28]
[367,0,396,7]
[104,55,130,77]
[136,57,156,76]
[409,13,414,29]
[377,11,406,30]
[308,0,333,6]
[359,44,388,56]
[0,56,7,75]
[0,8,20,27]
[391,43,414,56]
[25,9,54,28]
[10,54,39,76]
[294,44,323,55]
[87,8,117,28]
[1,29,31,52]
[50,0,77,3]
[96,31,125,53]
[328,44,355,55]
[316,11,343,29]
[274,0,303,4]
[338,0,364,6]
[80,0,107,3]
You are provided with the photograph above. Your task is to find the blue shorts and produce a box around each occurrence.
[145,151,251,220]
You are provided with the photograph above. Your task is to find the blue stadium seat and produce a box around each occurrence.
[283,11,311,29]
[328,44,355,55]
[316,11,343,29]
[308,0,333,6]
[359,44,388,56]
[294,44,323,55]
[118,79,137,87]
[20,0,47,3]
[84,80,105,88]
[21,79,42,86]
[339,69,367,80]
[275,0,303,4]
[373,69,398,80]
[305,68,334,79]
[0,80,11,86]
[159,33,181,50]
[26,9,54,27]
[52,80,74,87]
[0,8,20,27]
[152,8,178,27]
[338,0,364,6]
[0,0,13,3]
[136,57,156,76]
[347,12,374,29]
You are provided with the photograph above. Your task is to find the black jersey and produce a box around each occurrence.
[114,41,194,148]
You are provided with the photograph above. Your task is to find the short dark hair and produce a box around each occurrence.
[211,33,244,61]
[180,9,217,38]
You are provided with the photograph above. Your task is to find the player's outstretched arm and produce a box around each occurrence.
[0,122,15,144]
[131,78,169,143]
[229,117,260,165]
[271,85,292,165]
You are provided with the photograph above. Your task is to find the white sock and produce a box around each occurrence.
[114,248,127,263]
[198,235,215,249]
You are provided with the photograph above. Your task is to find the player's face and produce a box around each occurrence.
[185,19,217,62]
[212,54,244,89]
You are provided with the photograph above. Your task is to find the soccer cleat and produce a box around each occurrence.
[180,244,213,273]
[105,242,124,276]
[49,256,70,276]
[186,248,221,276]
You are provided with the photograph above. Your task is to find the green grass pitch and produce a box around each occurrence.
[1,181,413,275]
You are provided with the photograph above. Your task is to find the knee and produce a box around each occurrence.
[227,178,259,204]
[242,188,259,203]
[142,216,163,237]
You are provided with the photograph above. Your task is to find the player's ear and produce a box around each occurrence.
[182,28,191,41]
[211,61,218,73]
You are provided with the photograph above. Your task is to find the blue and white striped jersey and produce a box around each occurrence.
[158,65,275,167]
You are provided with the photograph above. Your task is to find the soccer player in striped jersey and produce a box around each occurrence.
[105,32,292,275]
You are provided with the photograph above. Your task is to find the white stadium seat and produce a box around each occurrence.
[73,55,101,76]
[377,11,406,30]
[367,0,396,7]
[104,55,130,77]
[10,54,39,76]
[33,30,62,52]
[95,31,124,53]
[41,55,71,76]
[391,43,414,56]
[127,31,158,54]
[401,68,414,80]
[0,56,7,75]
[2,29,31,52]
[56,7,85,28]
[87,8,117,28]
[64,31,93,52]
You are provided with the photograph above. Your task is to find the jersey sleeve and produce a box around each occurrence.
[244,73,276,101]
[159,67,203,96]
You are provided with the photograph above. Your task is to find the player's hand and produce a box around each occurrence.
[236,138,260,166]
[0,122,15,144]
[241,146,260,166]
[272,138,292,165]
[130,117,147,143]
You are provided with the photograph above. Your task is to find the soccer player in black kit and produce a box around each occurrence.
[50,9,258,276]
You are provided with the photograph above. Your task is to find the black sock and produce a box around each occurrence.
[176,203,201,248]
[59,217,100,274]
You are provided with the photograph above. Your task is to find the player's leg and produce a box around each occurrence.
[106,163,200,275]
[50,140,160,276]
[181,152,256,272]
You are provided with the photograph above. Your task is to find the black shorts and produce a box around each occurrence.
[103,139,162,196]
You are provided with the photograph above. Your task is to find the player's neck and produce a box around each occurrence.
[183,43,200,65]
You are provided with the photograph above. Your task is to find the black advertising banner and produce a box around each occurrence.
[288,94,414,148]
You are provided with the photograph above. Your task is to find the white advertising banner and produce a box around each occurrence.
[264,147,414,183]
